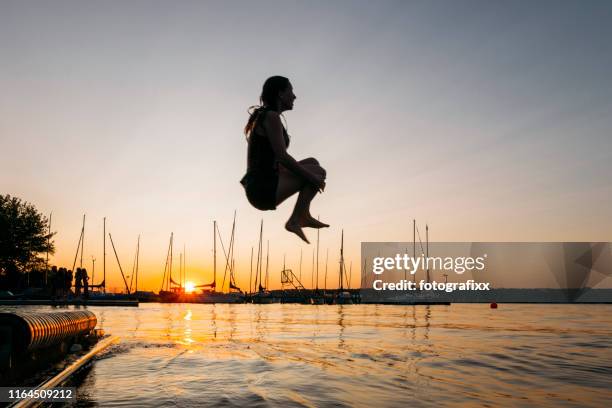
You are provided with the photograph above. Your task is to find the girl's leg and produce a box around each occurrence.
[276,161,326,206]
[294,161,329,228]
[276,160,329,242]
[276,170,317,243]
[298,158,326,180]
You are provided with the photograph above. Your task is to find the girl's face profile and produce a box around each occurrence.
[279,84,296,111]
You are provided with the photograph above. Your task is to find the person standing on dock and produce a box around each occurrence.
[82,268,89,299]
[56,267,65,299]
[50,266,58,299]
[65,269,73,299]
[240,76,329,243]
[75,268,82,297]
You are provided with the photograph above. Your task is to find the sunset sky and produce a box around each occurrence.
[1,0,611,291]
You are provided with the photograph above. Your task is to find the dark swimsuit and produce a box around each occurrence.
[240,109,290,211]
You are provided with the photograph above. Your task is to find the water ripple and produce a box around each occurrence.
[2,303,611,407]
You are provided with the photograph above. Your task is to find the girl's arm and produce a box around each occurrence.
[264,112,324,187]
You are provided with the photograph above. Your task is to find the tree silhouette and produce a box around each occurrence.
[0,194,54,289]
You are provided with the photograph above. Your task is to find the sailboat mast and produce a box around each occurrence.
[71,214,85,273]
[109,233,130,294]
[426,224,430,283]
[213,220,217,291]
[256,220,263,291]
[103,217,106,293]
[299,249,302,281]
[361,257,367,289]
[160,234,171,292]
[316,223,320,290]
[45,211,52,286]
[265,241,269,290]
[221,213,236,293]
[324,248,329,291]
[339,230,344,291]
[169,233,173,291]
[135,235,140,293]
[80,214,85,269]
[129,240,136,293]
[413,219,416,283]
[249,246,253,294]
[311,249,314,289]
[230,213,236,290]
[259,221,264,291]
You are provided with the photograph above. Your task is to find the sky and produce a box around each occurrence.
[1,0,611,291]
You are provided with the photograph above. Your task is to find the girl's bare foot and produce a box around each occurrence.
[285,221,310,244]
[300,216,329,229]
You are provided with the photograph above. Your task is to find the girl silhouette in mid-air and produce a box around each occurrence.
[240,76,328,243]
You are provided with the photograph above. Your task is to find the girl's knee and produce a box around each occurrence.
[301,157,319,166]
[314,165,326,178]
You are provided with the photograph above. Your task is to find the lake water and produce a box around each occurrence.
[3,303,612,407]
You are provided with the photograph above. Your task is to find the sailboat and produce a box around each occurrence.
[192,217,243,303]
[360,220,447,304]
[249,220,280,303]
[87,218,138,304]
[334,229,354,304]
[158,233,182,302]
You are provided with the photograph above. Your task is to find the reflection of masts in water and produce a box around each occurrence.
[337,305,346,349]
